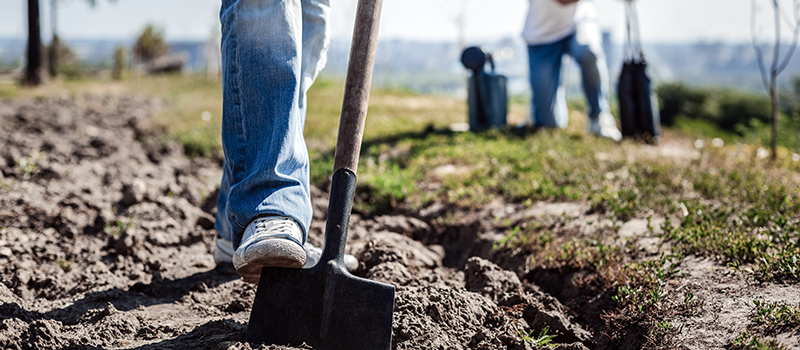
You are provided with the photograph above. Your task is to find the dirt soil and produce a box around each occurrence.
[0,96,798,350]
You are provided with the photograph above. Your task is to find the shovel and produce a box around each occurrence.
[244,0,394,349]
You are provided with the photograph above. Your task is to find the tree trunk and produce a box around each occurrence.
[26,0,43,86]
[771,77,779,160]
[769,0,780,161]
[49,0,58,78]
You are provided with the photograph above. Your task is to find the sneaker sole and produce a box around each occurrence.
[233,239,306,284]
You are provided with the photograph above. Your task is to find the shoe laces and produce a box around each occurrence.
[248,217,302,245]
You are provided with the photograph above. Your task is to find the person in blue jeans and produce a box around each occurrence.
[524,0,622,140]
[212,0,357,283]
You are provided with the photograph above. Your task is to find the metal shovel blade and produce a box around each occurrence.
[244,169,395,350]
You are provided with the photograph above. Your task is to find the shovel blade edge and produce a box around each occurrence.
[245,266,395,350]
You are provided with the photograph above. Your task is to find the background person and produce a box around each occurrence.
[523,0,622,140]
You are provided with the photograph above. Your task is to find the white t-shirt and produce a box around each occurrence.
[522,0,597,45]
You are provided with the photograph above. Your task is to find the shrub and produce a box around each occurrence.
[134,25,169,64]
[656,82,771,131]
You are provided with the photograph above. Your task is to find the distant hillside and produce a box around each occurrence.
[2,36,799,94]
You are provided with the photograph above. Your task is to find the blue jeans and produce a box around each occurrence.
[215,0,330,249]
[527,21,610,128]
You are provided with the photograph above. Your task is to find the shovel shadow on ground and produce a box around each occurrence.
[2,264,240,325]
[125,319,251,350]
[356,124,537,151]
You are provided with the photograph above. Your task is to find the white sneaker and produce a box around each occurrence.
[233,216,307,283]
[213,216,360,283]
[589,113,622,141]
[214,236,235,264]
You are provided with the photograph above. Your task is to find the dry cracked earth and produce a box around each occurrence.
[0,96,798,350]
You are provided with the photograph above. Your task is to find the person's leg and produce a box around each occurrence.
[567,21,621,140]
[298,0,331,123]
[216,0,311,251]
[567,21,610,121]
[527,37,570,128]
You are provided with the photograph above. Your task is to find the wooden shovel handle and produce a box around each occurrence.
[333,0,383,174]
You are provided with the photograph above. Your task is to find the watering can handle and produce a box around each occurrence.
[333,0,383,174]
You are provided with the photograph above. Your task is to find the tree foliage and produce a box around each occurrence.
[133,25,169,63]
[46,34,81,78]
[113,46,127,80]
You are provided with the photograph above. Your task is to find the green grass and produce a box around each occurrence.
[752,300,800,332]
[672,116,740,144]
[732,331,785,350]
[56,259,74,273]
[729,300,799,350]
[518,326,557,346]
[344,121,800,281]
[0,83,19,98]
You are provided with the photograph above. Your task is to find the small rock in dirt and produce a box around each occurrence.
[522,290,593,344]
[192,281,209,292]
[366,261,414,286]
[196,213,216,230]
[355,231,442,269]
[77,302,118,324]
[119,178,147,206]
[108,227,144,256]
[359,240,409,270]
[464,257,522,302]
[202,187,220,214]
[225,300,247,313]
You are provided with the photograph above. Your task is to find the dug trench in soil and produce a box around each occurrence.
[0,95,743,350]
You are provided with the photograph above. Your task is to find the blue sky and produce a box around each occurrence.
[0,0,788,44]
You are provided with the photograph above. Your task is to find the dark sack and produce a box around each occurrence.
[618,61,661,144]
[617,0,661,144]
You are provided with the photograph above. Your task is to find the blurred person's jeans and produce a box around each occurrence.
[215,0,331,249]
[527,21,611,128]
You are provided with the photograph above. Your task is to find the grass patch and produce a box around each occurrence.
[518,326,556,346]
[672,116,739,144]
[106,217,134,237]
[56,259,73,273]
[729,300,799,350]
[0,83,19,99]
[732,331,786,350]
[343,122,800,282]
[752,300,800,332]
